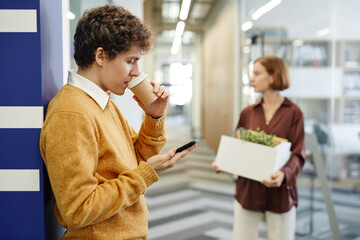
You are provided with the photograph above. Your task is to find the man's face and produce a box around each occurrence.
[99,45,142,95]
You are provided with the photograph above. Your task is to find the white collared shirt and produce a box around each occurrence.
[67,70,110,110]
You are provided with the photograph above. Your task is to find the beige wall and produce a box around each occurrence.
[201,0,237,151]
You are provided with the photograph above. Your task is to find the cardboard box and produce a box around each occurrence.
[216,135,292,182]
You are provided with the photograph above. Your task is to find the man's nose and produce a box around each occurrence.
[130,63,140,76]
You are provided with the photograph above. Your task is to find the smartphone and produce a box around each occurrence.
[175,139,199,153]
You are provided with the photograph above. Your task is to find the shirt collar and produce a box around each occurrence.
[67,70,110,110]
[252,97,291,108]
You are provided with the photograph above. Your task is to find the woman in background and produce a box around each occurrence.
[213,56,306,240]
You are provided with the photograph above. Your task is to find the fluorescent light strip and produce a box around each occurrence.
[0,106,43,128]
[0,169,40,191]
[0,10,37,32]
[171,36,182,55]
[175,21,185,37]
[293,39,304,47]
[67,11,76,20]
[241,21,253,32]
[179,0,191,21]
[252,0,281,20]
[316,27,331,37]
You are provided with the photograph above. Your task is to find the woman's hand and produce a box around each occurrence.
[211,158,221,173]
[147,145,196,174]
[133,81,169,118]
[262,170,285,187]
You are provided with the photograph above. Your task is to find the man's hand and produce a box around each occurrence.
[147,145,196,174]
[133,81,169,118]
[262,170,285,188]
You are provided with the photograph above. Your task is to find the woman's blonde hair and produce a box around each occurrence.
[254,56,290,90]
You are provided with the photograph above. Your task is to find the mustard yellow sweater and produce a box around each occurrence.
[40,85,166,239]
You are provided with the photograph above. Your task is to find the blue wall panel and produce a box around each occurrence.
[0,33,42,106]
[0,192,45,240]
[0,0,45,239]
[0,0,39,9]
[0,129,42,169]
[0,0,42,107]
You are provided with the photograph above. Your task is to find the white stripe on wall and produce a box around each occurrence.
[0,169,40,191]
[0,106,43,128]
[0,9,37,32]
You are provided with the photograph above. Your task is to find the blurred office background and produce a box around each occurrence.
[67,1,360,239]
[1,0,359,239]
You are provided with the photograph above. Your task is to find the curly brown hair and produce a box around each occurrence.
[74,5,153,69]
[254,56,290,90]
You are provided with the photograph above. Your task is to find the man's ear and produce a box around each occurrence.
[94,47,106,66]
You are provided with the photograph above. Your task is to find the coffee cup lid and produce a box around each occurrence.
[128,73,148,89]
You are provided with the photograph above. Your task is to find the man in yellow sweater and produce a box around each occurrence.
[40,5,195,240]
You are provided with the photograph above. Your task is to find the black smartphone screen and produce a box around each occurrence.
[175,139,199,153]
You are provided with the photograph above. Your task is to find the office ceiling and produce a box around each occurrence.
[105,0,219,45]
[149,0,218,35]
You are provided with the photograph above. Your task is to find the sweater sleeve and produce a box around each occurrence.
[133,114,167,163]
[40,112,158,230]
[281,109,306,186]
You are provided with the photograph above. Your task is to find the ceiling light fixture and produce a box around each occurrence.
[316,27,331,37]
[179,0,191,20]
[252,0,281,20]
[67,11,76,20]
[245,38,252,45]
[292,39,304,47]
[171,36,182,55]
[175,21,185,37]
[241,21,253,32]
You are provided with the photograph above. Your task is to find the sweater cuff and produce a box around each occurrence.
[133,161,159,188]
[143,114,166,135]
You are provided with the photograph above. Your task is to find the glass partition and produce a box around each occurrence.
[240,0,360,170]
[239,0,360,237]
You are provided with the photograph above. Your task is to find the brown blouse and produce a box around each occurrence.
[235,98,306,213]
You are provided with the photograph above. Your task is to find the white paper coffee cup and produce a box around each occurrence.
[128,73,157,106]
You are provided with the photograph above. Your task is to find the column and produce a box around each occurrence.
[0,0,67,239]
[0,0,44,239]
